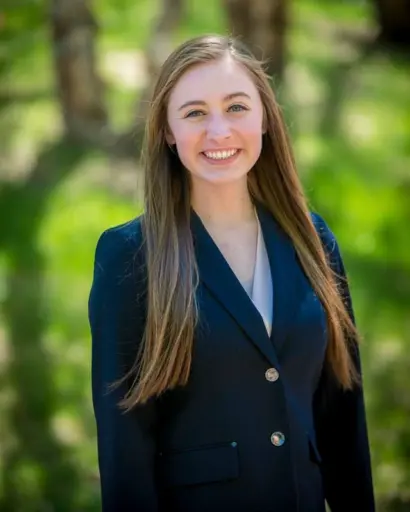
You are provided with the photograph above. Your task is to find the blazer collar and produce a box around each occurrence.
[256,203,308,355]
[190,202,308,367]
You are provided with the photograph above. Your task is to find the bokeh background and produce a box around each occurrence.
[0,0,409,510]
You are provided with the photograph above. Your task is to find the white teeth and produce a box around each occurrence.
[204,149,238,160]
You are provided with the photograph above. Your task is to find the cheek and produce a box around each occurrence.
[236,117,263,154]
[236,112,264,137]
[172,125,202,160]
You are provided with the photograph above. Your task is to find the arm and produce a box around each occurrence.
[312,215,375,512]
[89,226,159,511]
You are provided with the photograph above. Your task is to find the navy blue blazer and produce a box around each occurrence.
[89,203,375,512]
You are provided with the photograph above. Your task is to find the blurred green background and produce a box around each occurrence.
[0,0,409,510]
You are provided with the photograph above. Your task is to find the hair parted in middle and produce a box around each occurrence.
[113,33,359,410]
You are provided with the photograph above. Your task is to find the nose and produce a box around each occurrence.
[206,114,232,141]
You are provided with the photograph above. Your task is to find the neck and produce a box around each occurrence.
[190,177,255,229]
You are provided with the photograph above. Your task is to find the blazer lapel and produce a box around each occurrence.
[190,208,279,368]
[256,203,310,354]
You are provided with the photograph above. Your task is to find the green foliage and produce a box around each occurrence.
[0,0,409,510]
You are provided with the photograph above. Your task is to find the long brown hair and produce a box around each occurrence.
[117,34,360,410]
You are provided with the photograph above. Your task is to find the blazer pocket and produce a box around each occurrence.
[159,442,239,488]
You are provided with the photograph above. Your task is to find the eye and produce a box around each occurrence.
[185,109,205,118]
[228,104,248,113]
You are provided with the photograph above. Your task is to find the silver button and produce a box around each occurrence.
[265,368,279,382]
[271,432,285,446]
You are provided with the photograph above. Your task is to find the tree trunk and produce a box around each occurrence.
[50,0,107,135]
[0,1,111,509]
[49,0,135,157]
[223,0,288,83]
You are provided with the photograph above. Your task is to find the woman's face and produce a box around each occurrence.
[166,56,265,185]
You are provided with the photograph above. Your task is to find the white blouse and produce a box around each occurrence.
[240,214,273,337]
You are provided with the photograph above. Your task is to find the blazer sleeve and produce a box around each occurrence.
[312,215,375,512]
[88,226,159,512]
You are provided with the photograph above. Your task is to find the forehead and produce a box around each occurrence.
[168,57,259,107]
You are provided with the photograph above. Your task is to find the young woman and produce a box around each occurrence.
[89,34,375,511]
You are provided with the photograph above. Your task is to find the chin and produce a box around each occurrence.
[197,170,249,185]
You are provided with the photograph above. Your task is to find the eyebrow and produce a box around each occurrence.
[177,92,251,111]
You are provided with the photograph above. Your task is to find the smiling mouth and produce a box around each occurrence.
[201,149,240,161]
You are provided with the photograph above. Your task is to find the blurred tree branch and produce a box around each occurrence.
[48,0,185,160]
[50,0,138,158]
[51,0,107,131]
[223,0,288,83]
[125,0,185,149]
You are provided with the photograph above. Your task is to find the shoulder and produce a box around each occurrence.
[95,214,144,255]
[310,211,343,273]
[89,216,146,311]
[89,215,146,320]
[311,212,336,249]
[93,215,145,279]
